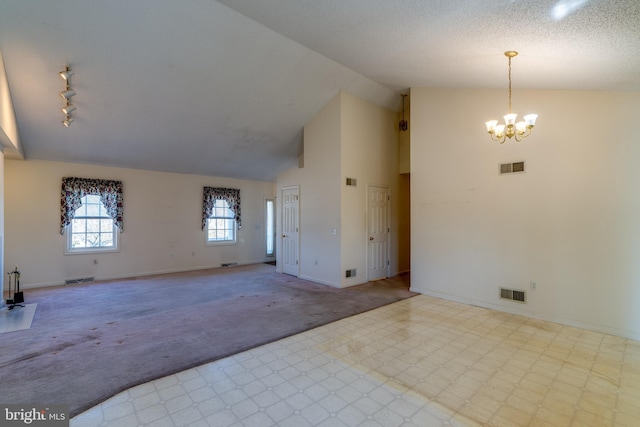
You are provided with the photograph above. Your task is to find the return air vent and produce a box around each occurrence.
[500,287,526,303]
[500,161,525,175]
[221,262,238,267]
[346,177,357,187]
[65,277,94,285]
[345,268,357,278]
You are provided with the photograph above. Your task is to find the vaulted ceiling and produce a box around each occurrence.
[1,0,638,181]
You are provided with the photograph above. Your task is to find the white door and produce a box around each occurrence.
[367,185,389,281]
[281,186,299,276]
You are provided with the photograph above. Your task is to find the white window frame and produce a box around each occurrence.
[205,199,237,246]
[65,194,120,255]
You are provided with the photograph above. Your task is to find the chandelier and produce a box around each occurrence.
[485,51,537,143]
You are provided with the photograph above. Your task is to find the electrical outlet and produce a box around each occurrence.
[530,281,536,290]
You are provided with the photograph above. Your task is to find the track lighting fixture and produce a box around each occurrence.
[399,94,408,131]
[59,65,75,126]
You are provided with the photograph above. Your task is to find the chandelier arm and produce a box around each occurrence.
[490,133,506,144]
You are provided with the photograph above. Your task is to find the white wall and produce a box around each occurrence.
[5,159,275,288]
[340,92,403,286]
[410,88,640,340]
[277,91,408,287]
[277,93,343,286]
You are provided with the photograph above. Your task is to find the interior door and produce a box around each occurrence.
[281,186,299,276]
[368,185,389,281]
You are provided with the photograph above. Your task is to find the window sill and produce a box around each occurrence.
[205,240,237,247]
[64,247,120,256]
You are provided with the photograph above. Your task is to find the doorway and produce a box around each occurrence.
[367,185,390,281]
[281,186,299,276]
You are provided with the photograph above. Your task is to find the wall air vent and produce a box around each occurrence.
[65,277,94,285]
[346,177,357,187]
[345,268,357,278]
[500,161,525,175]
[500,287,526,303]
[221,262,238,267]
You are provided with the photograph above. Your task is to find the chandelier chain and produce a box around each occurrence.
[508,56,512,113]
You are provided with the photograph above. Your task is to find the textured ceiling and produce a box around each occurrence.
[0,0,638,181]
[219,0,640,91]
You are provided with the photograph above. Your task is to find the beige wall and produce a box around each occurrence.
[277,93,343,286]
[340,92,404,286]
[5,159,275,288]
[277,91,409,287]
[410,88,640,340]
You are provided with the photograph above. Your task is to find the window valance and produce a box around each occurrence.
[60,177,124,234]
[202,187,241,230]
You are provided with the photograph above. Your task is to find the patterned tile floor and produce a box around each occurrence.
[72,295,640,426]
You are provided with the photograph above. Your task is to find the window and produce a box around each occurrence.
[66,194,119,253]
[206,199,237,244]
[265,198,275,257]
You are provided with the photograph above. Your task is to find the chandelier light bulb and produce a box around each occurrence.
[503,113,517,126]
[523,114,538,127]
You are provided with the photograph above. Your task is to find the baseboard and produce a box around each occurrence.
[298,274,342,288]
[21,259,274,290]
[411,286,640,342]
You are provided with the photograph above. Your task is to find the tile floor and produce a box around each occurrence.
[0,303,37,333]
[72,295,640,426]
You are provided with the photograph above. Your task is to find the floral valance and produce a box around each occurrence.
[60,177,124,234]
[202,187,241,230]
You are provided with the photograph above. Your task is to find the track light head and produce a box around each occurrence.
[60,89,76,101]
[62,116,74,127]
[61,104,76,115]
[59,68,74,81]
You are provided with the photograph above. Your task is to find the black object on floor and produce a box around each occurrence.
[6,267,24,310]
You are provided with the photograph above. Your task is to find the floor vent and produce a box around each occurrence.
[345,268,357,278]
[346,177,357,187]
[65,277,94,285]
[500,287,526,303]
[221,262,238,267]
[500,161,525,175]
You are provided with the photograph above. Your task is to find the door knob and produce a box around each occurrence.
[282,234,286,238]
[369,236,374,241]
